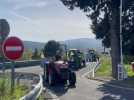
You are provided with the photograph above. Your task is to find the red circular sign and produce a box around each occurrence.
[2,37,24,61]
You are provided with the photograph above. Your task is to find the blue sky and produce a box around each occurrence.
[0,0,94,42]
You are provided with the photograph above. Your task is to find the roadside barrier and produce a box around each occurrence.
[0,60,41,69]
[88,61,100,78]
[20,75,43,100]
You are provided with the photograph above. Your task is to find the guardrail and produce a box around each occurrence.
[88,61,100,78]
[20,75,43,100]
[0,60,41,69]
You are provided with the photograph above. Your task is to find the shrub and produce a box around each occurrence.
[96,55,112,77]
[124,55,134,64]
[0,74,28,100]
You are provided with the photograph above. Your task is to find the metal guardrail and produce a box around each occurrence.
[0,60,41,64]
[20,75,43,100]
[88,61,100,78]
[0,60,41,69]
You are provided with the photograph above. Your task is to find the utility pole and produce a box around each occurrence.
[118,0,128,80]
[117,0,123,80]
[120,0,123,65]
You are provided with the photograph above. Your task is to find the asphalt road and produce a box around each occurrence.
[3,63,134,100]
[44,63,134,100]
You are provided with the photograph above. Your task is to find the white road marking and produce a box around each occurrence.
[81,70,92,78]
[46,89,60,100]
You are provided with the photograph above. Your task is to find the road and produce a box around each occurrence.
[3,63,134,100]
[44,63,134,100]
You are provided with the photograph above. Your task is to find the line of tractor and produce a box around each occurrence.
[41,41,99,87]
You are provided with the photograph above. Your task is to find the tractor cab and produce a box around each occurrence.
[68,49,86,69]
[86,49,98,62]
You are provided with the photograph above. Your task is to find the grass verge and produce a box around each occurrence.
[95,55,134,88]
[96,55,112,78]
[0,74,28,100]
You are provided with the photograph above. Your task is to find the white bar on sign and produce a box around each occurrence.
[6,46,22,51]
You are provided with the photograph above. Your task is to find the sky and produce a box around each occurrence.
[0,0,95,42]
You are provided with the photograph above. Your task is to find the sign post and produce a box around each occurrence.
[2,36,24,91]
[11,61,15,91]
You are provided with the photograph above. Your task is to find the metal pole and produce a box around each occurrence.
[11,61,15,92]
[120,0,123,65]
[92,67,95,78]
[65,44,67,57]
[119,0,128,79]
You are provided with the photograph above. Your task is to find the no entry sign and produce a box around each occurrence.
[2,37,24,61]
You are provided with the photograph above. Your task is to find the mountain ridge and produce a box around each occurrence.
[23,38,103,52]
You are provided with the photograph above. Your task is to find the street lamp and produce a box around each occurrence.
[120,0,123,65]
[118,0,128,80]
[118,0,124,80]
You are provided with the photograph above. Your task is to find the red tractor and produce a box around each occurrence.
[42,56,76,86]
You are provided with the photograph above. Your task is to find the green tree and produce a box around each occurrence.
[43,40,62,57]
[0,19,10,71]
[0,19,10,54]
[0,19,10,40]
[32,48,41,59]
[22,49,33,60]
[60,0,134,79]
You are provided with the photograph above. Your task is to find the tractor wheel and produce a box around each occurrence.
[69,71,76,86]
[48,73,55,86]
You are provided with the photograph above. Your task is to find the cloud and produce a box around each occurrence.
[6,0,28,3]
[36,2,47,7]
[1,0,94,42]
[13,1,47,10]
[10,11,32,21]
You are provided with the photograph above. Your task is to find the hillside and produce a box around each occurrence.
[23,41,45,51]
[23,38,104,52]
[64,38,103,52]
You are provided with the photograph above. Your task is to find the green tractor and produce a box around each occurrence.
[86,49,99,62]
[68,49,86,69]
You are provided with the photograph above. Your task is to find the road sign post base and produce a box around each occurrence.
[118,64,128,80]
